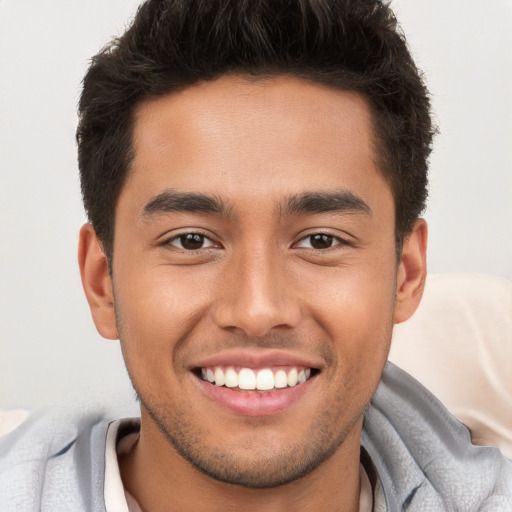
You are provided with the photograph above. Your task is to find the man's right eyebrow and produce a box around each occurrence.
[141,189,232,218]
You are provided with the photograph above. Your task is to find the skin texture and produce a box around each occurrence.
[79,75,427,512]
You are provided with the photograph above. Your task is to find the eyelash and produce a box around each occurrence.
[163,232,219,251]
[294,233,346,250]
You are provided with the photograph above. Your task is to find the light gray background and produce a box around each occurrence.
[1,0,511,409]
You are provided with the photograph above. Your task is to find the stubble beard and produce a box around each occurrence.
[136,389,365,489]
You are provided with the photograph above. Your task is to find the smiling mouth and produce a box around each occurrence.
[196,366,319,392]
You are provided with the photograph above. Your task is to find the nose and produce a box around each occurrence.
[212,247,302,338]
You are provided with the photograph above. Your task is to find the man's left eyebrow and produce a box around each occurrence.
[280,191,371,217]
[141,189,232,218]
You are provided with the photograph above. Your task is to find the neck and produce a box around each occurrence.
[119,413,363,512]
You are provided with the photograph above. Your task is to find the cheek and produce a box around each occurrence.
[303,260,396,375]
[315,278,394,420]
[113,266,213,374]
[307,261,396,328]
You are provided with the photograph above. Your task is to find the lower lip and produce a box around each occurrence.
[194,374,314,417]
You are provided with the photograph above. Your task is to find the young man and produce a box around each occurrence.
[1,1,511,510]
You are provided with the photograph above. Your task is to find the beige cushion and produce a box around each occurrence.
[0,410,29,438]
[390,273,512,458]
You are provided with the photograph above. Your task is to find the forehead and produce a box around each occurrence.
[121,75,391,217]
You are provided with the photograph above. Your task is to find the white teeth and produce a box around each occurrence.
[287,368,298,387]
[274,369,288,389]
[238,368,256,390]
[200,365,314,391]
[224,368,238,388]
[214,367,225,386]
[256,369,274,390]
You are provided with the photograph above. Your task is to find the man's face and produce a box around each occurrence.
[111,75,400,486]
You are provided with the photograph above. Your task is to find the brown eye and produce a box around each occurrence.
[168,233,215,250]
[180,234,205,250]
[309,234,335,249]
[296,233,341,250]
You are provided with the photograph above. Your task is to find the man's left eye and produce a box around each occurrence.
[167,233,216,251]
[295,234,341,250]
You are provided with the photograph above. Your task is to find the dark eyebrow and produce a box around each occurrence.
[281,190,371,217]
[141,189,232,218]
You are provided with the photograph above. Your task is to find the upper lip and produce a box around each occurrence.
[189,348,324,371]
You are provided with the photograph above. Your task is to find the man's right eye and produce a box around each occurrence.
[166,233,217,251]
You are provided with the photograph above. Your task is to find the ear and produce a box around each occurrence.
[393,219,428,324]
[78,223,118,340]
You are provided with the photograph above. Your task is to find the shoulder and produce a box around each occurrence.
[0,401,138,512]
[363,362,512,511]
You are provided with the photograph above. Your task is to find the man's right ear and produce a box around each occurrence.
[78,224,118,340]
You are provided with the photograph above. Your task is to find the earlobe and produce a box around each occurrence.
[78,224,119,340]
[393,219,428,324]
